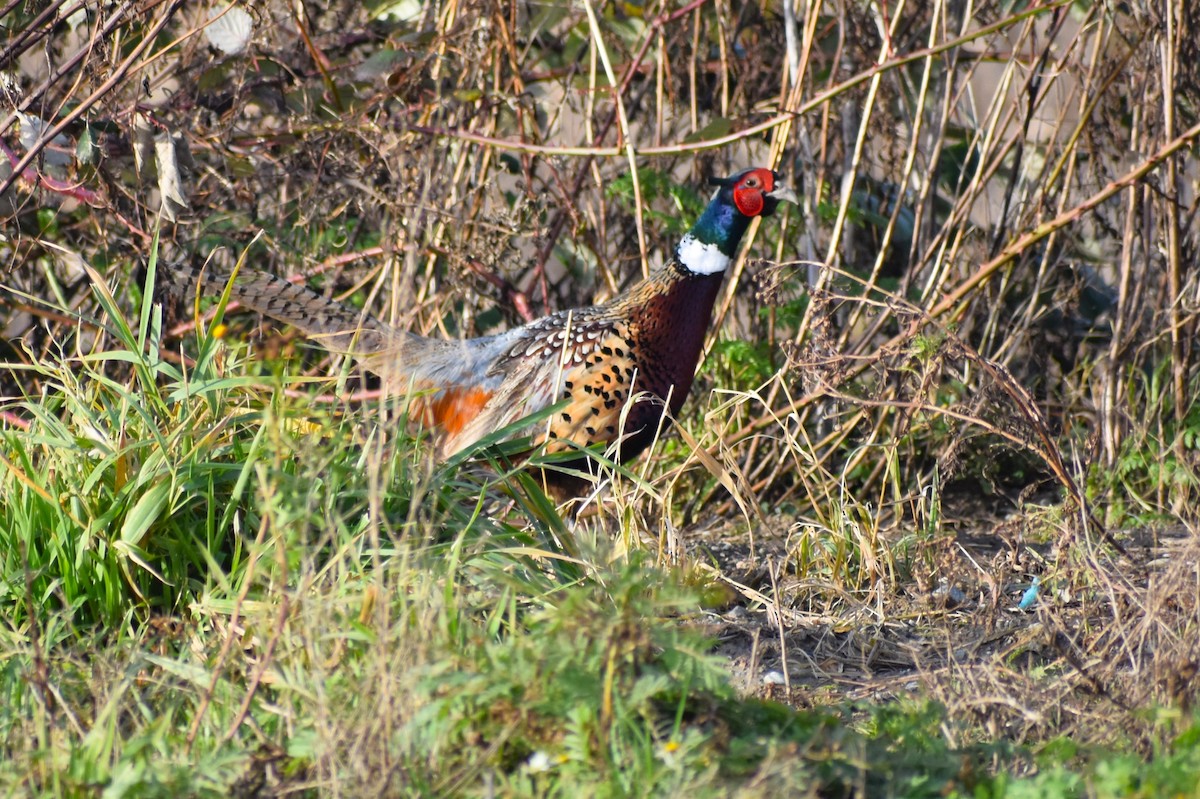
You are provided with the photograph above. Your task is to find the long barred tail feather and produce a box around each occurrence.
[165,259,400,356]
[162,258,515,392]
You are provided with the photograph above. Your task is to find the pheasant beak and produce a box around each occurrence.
[766,184,799,205]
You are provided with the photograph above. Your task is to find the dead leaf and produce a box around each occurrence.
[154,133,189,221]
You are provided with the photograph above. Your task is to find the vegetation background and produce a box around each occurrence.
[2,0,1200,795]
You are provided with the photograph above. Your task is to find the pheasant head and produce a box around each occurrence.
[675,167,798,275]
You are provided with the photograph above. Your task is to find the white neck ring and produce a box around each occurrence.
[676,234,731,275]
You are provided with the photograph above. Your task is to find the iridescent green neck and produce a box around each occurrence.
[674,193,752,275]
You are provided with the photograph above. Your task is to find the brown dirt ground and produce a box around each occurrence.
[684,491,1200,752]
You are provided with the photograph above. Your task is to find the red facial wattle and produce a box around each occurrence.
[733,186,764,216]
[731,168,776,216]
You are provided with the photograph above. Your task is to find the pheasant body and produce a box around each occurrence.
[172,167,795,476]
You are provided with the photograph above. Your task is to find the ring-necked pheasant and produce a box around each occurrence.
[170,167,795,483]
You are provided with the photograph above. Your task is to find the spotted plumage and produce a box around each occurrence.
[169,167,796,486]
